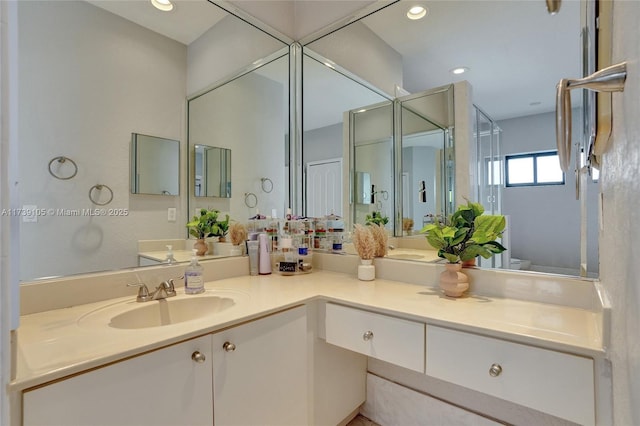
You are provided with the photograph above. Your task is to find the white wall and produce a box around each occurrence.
[498,111,599,274]
[305,21,402,97]
[187,14,286,96]
[602,1,640,424]
[303,123,343,165]
[18,1,187,280]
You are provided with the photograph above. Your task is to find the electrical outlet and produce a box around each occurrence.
[23,205,38,223]
[167,207,177,222]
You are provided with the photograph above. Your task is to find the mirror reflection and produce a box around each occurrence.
[188,53,289,222]
[194,145,231,198]
[18,0,287,281]
[130,133,180,196]
[302,52,390,219]
[350,102,395,231]
[305,1,596,277]
[399,86,455,235]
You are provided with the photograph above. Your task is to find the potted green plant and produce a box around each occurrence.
[212,213,230,242]
[186,208,221,255]
[420,201,506,297]
[365,211,389,226]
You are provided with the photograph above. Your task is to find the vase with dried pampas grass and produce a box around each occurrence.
[368,223,388,258]
[229,223,248,256]
[353,224,376,281]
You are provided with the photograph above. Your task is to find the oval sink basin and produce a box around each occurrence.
[78,291,246,330]
[109,296,235,329]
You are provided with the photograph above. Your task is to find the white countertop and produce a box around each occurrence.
[138,250,224,263]
[12,270,605,392]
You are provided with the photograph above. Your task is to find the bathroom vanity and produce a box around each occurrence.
[12,257,608,425]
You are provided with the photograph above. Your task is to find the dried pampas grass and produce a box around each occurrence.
[369,223,388,257]
[229,222,248,246]
[352,224,375,260]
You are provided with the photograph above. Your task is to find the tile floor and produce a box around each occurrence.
[347,414,380,426]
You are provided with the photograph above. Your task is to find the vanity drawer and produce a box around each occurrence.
[425,325,595,426]
[325,303,425,372]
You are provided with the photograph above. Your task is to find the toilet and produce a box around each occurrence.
[510,258,531,270]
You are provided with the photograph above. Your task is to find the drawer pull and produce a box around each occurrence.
[489,363,503,377]
[363,330,374,341]
[191,351,206,363]
[223,341,236,352]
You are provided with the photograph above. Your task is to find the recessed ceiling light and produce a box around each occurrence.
[407,6,428,20]
[450,67,469,75]
[151,0,174,12]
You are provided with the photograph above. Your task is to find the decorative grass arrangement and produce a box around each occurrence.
[369,223,388,258]
[352,224,376,260]
[229,222,248,246]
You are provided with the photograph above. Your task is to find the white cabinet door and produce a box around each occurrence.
[212,306,308,426]
[23,335,213,426]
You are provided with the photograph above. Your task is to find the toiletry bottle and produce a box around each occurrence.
[165,245,175,264]
[248,241,259,276]
[258,233,272,275]
[185,249,205,294]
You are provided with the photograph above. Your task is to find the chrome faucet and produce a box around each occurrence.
[127,279,177,302]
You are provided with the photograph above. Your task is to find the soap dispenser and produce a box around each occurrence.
[184,249,204,294]
[164,245,176,264]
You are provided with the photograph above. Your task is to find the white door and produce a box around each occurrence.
[306,158,342,218]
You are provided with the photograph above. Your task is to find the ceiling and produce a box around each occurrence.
[87,0,582,122]
[361,0,582,120]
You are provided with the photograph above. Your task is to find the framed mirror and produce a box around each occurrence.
[130,133,180,196]
[194,145,231,198]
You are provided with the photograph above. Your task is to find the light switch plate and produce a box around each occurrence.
[167,207,177,222]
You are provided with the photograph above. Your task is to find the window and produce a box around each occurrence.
[505,151,564,187]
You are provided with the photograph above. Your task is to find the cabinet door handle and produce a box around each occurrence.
[363,331,374,341]
[223,341,236,352]
[489,363,502,377]
[191,351,206,363]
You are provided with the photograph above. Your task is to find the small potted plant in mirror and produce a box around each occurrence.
[212,213,230,243]
[186,208,222,256]
[365,211,389,227]
[420,201,506,297]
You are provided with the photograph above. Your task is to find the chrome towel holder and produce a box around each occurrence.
[48,156,78,180]
[89,184,114,206]
[556,61,627,173]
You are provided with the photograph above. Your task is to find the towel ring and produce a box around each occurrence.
[89,184,114,206]
[244,192,258,208]
[48,156,78,180]
[260,177,273,193]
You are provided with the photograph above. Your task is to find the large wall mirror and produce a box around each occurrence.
[17,0,287,281]
[304,0,597,278]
